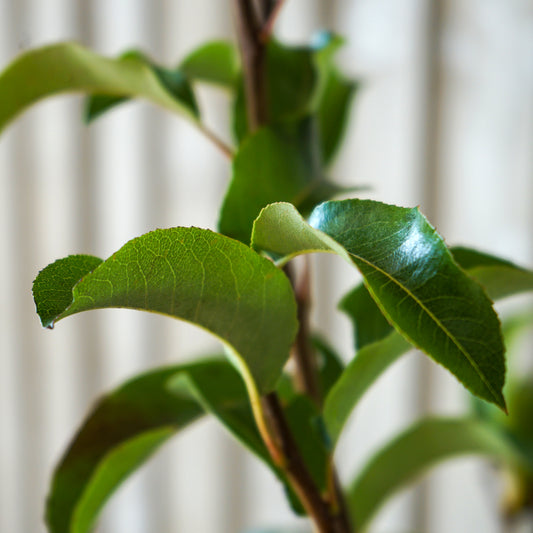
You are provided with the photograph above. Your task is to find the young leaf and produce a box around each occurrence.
[84,50,198,123]
[179,41,240,88]
[323,332,411,445]
[0,42,198,135]
[347,418,533,531]
[33,228,298,394]
[219,118,347,243]
[252,201,506,409]
[45,360,217,533]
[340,247,533,350]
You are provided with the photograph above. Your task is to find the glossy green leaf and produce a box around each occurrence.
[324,332,411,444]
[33,228,298,394]
[252,201,506,409]
[46,360,230,533]
[179,41,240,88]
[84,49,198,123]
[0,42,199,135]
[219,118,346,243]
[341,247,533,350]
[347,418,533,530]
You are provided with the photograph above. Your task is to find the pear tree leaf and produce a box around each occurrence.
[341,247,533,350]
[219,118,348,243]
[179,40,240,88]
[84,49,198,123]
[33,227,298,395]
[451,246,533,301]
[0,42,199,135]
[347,417,533,531]
[46,359,242,533]
[311,31,358,165]
[252,201,506,409]
[324,332,411,445]
[311,335,345,399]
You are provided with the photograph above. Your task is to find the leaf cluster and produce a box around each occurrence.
[1,11,532,533]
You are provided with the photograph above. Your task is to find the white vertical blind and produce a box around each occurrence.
[1,1,532,532]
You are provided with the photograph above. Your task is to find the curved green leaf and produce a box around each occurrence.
[324,332,410,444]
[311,335,345,399]
[0,42,199,134]
[84,50,198,123]
[219,118,347,243]
[252,201,506,409]
[33,227,298,394]
[347,418,533,531]
[46,360,222,533]
[179,41,240,88]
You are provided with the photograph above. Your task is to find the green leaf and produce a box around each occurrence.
[0,42,199,135]
[179,41,240,88]
[284,396,329,490]
[46,360,227,533]
[340,247,533,350]
[233,40,317,142]
[33,227,298,394]
[451,246,533,301]
[219,118,346,243]
[347,417,533,531]
[324,332,411,444]
[339,284,392,350]
[311,32,358,165]
[84,49,198,123]
[311,335,345,399]
[252,201,506,409]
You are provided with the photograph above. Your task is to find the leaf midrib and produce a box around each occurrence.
[351,252,500,404]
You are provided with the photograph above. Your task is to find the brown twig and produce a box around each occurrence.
[233,0,268,130]
[259,0,287,43]
[261,393,335,533]
[284,259,322,405]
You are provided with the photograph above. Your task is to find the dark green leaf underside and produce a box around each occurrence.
[252,201,506,409]
[33,227,297,393]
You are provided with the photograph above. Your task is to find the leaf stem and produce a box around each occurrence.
[259,0,287,43]
[196,122,235,159]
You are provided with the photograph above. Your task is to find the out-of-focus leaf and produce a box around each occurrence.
[0,43,199,134]
[219,118,347,243]
[252,201,506,409]
[347,418,533,531]
[324,332,411,444]
[33,228,297,394]
[311,335,344,399]
[179,41,240,88]
[451,246,533,301]
[46,360,230,533]
[339,284,392,350]
[84,49,198,123]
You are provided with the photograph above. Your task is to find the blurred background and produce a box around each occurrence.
[0,0,532,532]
